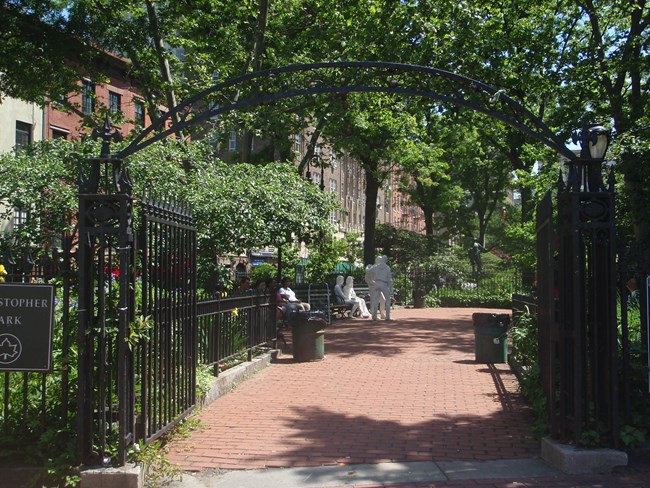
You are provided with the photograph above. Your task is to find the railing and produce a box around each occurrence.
[327,269,531,308]
[391,269,530,307]
[515,251,649,447]
[196,291,277,368]
[0,254,278,468]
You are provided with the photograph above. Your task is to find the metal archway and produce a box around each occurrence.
[117,61,576,161]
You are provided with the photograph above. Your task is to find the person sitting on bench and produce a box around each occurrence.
[279,277,310,311]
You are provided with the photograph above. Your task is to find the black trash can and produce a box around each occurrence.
[292,314,326,362]
[472,313,510,363]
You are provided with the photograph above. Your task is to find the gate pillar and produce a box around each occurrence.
[555,125,618,446]
[77,119,136,465]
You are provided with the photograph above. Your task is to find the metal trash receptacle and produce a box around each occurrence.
[292,314,326,362]
[472,313,510,363]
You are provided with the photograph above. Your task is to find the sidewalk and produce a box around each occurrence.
[164,308,649,487]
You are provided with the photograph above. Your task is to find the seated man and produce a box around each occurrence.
[278,277,310,311]
[265,278,291,322]
[234,276,251,294]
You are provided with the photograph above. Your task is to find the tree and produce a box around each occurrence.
[322,93,418,265]
[375,224,430,267]
[0,3,122,104]
[0,138,336,270]
[557,0,650,248]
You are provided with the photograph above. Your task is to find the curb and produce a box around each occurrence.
[541,436,628,474]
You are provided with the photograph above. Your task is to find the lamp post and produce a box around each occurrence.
[320,165,325,192]
[555,121,619,446]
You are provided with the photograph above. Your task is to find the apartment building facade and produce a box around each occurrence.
[45,54,154,141]
[220,125,424,274]
[0,50,156,239]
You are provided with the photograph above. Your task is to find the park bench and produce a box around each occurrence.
[300,283,372,320]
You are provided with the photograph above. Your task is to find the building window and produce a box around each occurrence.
[15,121,32,147]
[133,99,145,125]
[313,172,321,188]
[82,80,95,115]
[294,133,302,153]
[229,131,238,151]
[13,208,29,228]
[329,178,337,194]
[109,91,121,114]
[51,128,69,140]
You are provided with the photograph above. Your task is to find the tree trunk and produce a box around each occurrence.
[240,0,269,163]
[363,165,380,266]
[144,0,181,134]
[423,206,434,240]
[520,186,534,223]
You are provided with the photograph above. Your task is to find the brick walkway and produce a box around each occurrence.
[166,308,539,471]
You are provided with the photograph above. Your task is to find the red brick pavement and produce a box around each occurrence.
[167,308,542,472]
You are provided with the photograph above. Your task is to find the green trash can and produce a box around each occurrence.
[473,313,510,363]
[292,316,326,362]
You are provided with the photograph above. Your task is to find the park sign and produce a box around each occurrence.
[0,283,55,372]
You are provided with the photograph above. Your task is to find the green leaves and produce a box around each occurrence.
[1,137,335,265]
[124,138,336,256]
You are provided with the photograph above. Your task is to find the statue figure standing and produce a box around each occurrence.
[365,263,384,319]
[366,255,393,321]
[469,239,485,277]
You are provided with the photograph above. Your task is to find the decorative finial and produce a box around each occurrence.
[91,115,123,158]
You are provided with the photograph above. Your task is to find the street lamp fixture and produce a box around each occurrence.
[567,123,611,192]
[575,123,610,160]
[320,165,325,192]
[304,155,326,192]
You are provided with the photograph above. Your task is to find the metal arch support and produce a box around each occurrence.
[116,61,577,161]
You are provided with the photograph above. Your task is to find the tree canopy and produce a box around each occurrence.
[2,0,649,260]
[0,138,335,262]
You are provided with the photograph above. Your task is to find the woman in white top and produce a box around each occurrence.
[343,276,371,318]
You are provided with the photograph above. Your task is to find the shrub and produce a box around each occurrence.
[250,263,277,284]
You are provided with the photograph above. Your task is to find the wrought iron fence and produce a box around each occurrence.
[0,223,278,469]
[390,269,530,307]
[327,268,531,308]
[196,291,277,369]
[137,195,197,446]
[513,246,650,445]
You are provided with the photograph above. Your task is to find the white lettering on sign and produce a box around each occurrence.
[0,316,22,325]
[0,298,49,308]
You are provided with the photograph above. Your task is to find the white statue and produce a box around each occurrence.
[366,256,393,320]
[343,276,371,318]
[334,274,360,317]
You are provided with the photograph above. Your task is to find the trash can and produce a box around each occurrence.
[292,314,326,362]
[472,313,510,363]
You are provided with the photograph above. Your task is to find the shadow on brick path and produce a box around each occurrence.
[164,308,650,487]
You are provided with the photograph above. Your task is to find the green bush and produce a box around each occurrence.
[510,305,538,369]
[250,263,277,284]
[437,291,512,309]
